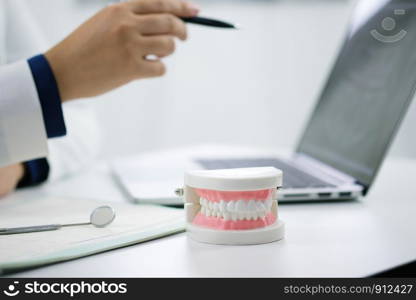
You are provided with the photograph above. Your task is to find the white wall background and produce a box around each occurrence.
[26,0,416,160]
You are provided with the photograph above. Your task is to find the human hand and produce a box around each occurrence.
[0,164,24,198]
[45,0,199,101]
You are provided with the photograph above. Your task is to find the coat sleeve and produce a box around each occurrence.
[2,0,102,181]
[0,60,49,167]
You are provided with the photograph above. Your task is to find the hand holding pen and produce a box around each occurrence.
[43,0,237,102]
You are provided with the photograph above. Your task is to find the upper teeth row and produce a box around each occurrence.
[199,198,273,213]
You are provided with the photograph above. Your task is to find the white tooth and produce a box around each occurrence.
[242,212,247,220]
[259,210,266,218]
[266,199,272,209]
[231,212,238,221]
[237,212,244,220]
[251,212,258,220]
[213,202,219,212]
[227,201,235,212]
[256,201,266,212]
[201,207,206,215]
[243,200,248,211]
[206,209,211,217]
[216,211,221,218]
[219,200,226,212]
[223,212,230,221]
[199,198,203,205]
[248,200,257,212]
[246,212,253,220]
[236,200,245,212]
[207,202,212,209]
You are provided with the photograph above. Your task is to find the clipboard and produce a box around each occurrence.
[0,195,185,274]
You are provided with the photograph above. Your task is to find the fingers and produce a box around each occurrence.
[119,0,197,80]
[141,35,176,57]
[128,0,199,17]
[138,14,187,40]
[140,60,167,78]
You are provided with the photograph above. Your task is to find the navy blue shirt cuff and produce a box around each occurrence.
[18,159,50,188]
[28,54,66,138]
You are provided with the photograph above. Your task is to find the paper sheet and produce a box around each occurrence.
[0,196,185,273]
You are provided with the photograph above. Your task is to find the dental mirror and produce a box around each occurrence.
[0,206,116,235]
[89,206,116,228]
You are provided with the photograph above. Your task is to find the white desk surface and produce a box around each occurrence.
[8,146,416,278]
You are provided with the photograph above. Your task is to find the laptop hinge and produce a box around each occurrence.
[355,180,369,195]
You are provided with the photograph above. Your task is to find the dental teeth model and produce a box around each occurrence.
[182,167,285,245]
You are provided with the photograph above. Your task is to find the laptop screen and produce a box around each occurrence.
[297,0,416,188]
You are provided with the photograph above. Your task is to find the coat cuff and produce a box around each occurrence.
[18,158,50,187]
[27,54,66,138]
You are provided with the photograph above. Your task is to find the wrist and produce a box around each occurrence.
[44,48,72,102]
[14,164,25,183]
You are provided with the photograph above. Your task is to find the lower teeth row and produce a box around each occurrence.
[200,207,270,221]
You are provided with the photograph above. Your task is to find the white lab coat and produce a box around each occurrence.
[0,0,100,180]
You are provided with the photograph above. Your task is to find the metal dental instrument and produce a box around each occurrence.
[0,206,116,235]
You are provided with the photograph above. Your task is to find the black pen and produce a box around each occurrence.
[181,16,239,29]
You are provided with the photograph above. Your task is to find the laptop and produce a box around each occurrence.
[113,0,416,204]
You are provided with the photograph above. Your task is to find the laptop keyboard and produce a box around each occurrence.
[197,158,335,189]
